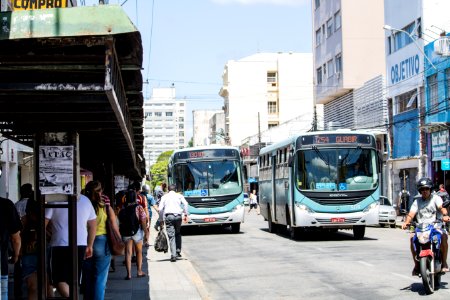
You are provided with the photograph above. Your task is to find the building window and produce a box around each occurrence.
[334,10,341,31]
[155,112,162,117]
[315,28,321,47]
[393,21,416,52]
[179,124,184,129]
[267,72,277,83]
[165,112,173,116]
[315,0,320,9]
[179,103,184,106]
[179,132,184,137]
[428,74,438,111]
[179,117,184,122]
[335,53,342,73]
[145,112,152,117]
[326,18,333,38]
[396,90,417,114]
[268,101,277,114]
[327,59,334,78]
[316,67,322,84]
[268,122,278,129]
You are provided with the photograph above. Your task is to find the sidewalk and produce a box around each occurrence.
[105,216,210,300]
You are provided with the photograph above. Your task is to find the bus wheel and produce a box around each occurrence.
[353,225,365,239]
[268,208,277,233]
[230,223,240,233]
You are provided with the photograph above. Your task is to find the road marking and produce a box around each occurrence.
[357,261,374,267]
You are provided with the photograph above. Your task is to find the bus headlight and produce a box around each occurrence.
[295,203,315,213]
[363,201,379,213]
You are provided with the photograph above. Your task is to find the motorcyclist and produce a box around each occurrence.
[402,177,450,276]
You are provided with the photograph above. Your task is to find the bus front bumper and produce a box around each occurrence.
[183,205,245,226]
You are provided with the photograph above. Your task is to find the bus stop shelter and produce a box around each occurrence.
[0,5,145,299]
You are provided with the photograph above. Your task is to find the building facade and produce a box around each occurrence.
[192,109,223,146]
[219,52,314,147]
[384,0,450,206]
[143,87,186,171]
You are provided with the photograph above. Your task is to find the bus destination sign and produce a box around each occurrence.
[300,134,373,146]
[176,149,239,160]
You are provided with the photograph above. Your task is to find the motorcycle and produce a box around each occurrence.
[411,220,445,294]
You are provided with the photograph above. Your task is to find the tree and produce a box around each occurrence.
[188,137,193,147]
[149,150,173,191]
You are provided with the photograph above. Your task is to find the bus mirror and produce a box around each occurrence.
[288,155,294,167]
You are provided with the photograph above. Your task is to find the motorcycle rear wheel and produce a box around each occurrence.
[420,256,435,294]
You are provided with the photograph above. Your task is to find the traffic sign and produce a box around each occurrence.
[442,159,450,171]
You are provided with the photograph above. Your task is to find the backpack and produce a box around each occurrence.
[118,204,140,236]
[154,230,168,253]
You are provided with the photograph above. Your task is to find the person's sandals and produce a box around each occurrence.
[442,264,449,272]
[137,273,146,278]
[412,267,420,276]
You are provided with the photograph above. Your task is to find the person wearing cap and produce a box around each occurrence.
[157,184,189,262]
[402,177,450,276]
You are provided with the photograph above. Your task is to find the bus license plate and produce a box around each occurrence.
[331,218,345,223]
[204,217,216,222]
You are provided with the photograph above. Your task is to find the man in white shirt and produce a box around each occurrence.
[158,184,188,262]
[45,194,97,297]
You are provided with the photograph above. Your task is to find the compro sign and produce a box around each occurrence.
[11,0,68,10]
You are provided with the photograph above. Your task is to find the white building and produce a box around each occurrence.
[383,0,450,204]
[219,52,314,147]
[313,0,386,128]
[192,109,223,146]
[143,87,186,170]
[0,139,33,202]
[209,112,226,145]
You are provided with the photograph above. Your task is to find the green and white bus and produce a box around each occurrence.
[259,130,381,239]
[167,146,245,233]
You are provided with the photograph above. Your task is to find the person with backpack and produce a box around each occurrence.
[119,190,148,280]
[157,184,188,262]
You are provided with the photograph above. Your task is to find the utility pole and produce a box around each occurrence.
[258,112,261,151]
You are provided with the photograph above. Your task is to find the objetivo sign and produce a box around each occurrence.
[390,54,420,84]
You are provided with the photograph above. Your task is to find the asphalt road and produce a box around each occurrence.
[181,211,450,300]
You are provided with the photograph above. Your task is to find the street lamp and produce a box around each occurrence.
[383,24,437,70]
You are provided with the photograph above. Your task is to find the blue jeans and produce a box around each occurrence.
[165,214,182,258]
[1,274,7,300]
[83,235,111,300]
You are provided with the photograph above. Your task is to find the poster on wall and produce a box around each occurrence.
[432,130,448,161]
[39,145,74,195]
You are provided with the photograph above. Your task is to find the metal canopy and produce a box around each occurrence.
[0,5,145,179]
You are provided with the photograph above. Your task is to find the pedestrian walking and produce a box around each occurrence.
[157,184,189,262]
[119,190,148,280]
[248,190,258,213]
[1,197,22,300]
[82,180,117,300]
[44,194,97,297]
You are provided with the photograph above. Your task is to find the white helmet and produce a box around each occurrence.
[142,184,150,193]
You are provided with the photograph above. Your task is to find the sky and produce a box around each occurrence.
[86,0,313,140]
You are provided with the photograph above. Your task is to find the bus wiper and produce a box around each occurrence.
[312,146,329,166]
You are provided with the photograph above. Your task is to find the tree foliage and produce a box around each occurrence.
[150,150,173,191]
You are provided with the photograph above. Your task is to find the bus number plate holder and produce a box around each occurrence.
[331,218,345,223]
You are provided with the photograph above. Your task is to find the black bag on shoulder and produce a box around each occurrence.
[118,204,140,236]
[154,230,168,253]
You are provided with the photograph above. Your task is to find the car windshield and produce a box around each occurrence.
[295,148,378,192]
[172,160,243,197]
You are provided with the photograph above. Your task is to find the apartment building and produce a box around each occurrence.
[219,52,314,147]
[143,87,186,170]
[313,0,385,128]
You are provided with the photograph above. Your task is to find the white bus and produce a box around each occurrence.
[167,146,245,233]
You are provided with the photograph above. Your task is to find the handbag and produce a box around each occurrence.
[154,229,168,253]
[105,205,125,256]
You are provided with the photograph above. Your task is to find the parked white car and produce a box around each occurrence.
[378,196,397,228]
[243,193,249,205]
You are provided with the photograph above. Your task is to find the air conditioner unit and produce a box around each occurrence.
[434,37,450,56]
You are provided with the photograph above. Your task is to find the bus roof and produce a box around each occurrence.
[171,145,240,156]
[259,129,377,156]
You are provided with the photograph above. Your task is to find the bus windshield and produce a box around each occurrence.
[295,148,378,192]
[172,160,243,197]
